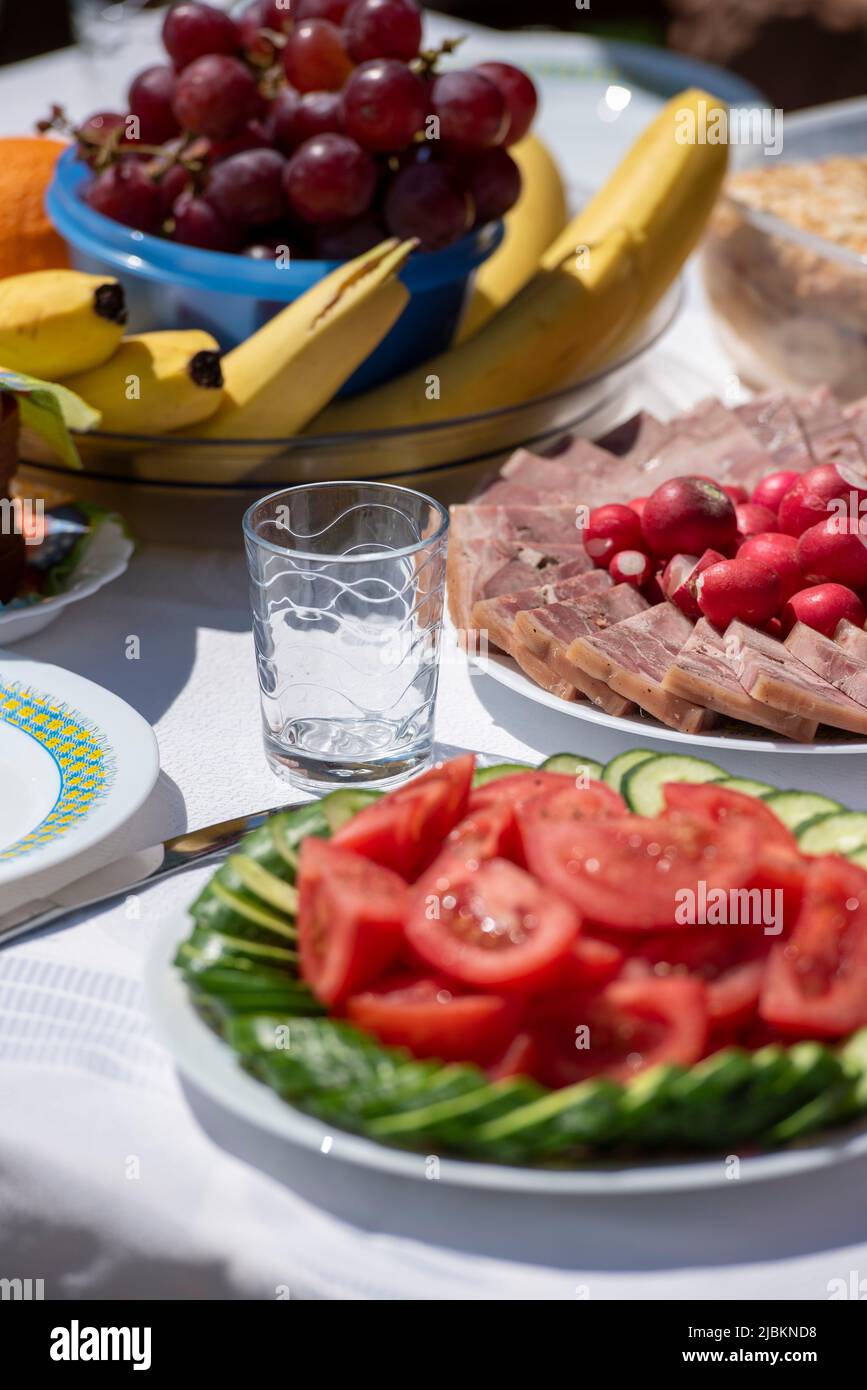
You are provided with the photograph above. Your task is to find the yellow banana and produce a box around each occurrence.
[61,330,224,432]
[456,134,568,343]
[178,238,414,440]
[542,87,728,316]
[0,270,127,378]
[313,226,642,432]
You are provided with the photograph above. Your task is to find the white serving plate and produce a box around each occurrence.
[482,649,867,756]
[0,515,133,644]
[0,653,159,885]
[146,911,867,1196]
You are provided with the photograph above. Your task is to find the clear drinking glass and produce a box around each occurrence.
[243,482,450,790]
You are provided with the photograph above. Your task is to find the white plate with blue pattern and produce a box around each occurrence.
[0,652,159,886]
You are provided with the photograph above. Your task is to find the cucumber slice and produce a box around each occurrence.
[472,762,529,786]
[320,788,381,833]
[602,748,656,794]
[539,753,604,780]
[763,789,844,832]
[798,811,867,857]
[622,752,725,816]
[717,777,775,798]
[847,846,867,869]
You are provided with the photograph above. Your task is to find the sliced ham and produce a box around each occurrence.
[735,392,813,473]
[479,439,633,509]
[564,601,717,732]
[509,634,578,702]
[785,621,867,708]
[446,508,591,630]
[449,503,585,548]
[594,411,669,466]
[794,386,867,475]
[835,618,867,662]
[662,617,818,741]
[633,398,774,492]
[514,582,647,716]
[471,569,612,654]
[725,618,867,735]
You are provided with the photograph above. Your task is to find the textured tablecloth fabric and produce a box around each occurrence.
[3,16,867,1301]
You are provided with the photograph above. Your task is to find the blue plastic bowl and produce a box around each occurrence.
[47,147,504,396]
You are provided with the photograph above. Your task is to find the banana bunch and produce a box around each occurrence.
[0,270,127,378]
[62,330,224,433]
[313,88,728,433]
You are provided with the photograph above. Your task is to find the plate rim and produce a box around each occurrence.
[480,648,867,756]
[146,911,867,1196]
[0,654,159,884]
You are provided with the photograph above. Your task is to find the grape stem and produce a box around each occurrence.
[412,35,465,78]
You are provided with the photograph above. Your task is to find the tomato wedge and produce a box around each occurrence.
[332,754,474,879]
[345,973,522,1065]
[523,810,758,930]
[443,802,518,863]
[469,771,577,813]
[617,926,770,1029]
[531,977,709,1087]
[663,781,806,930]
[298,839,406,1005]
[405,857,581,992]
[760,855,867,1037]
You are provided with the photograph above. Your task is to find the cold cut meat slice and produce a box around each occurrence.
[479,439,637,509]
[563,601,716,732]
[471,569,612,654]
[633,398,775,492]
[449,503,585,549]
[662,617,818,740]
[735,392,813,472]
[514,582,647,716]
[785,621,867,708]
[794,386,867,475]
[725,618,867,735]
[509,634,579,702]
[594,411,669,465]
[835,618,867,662]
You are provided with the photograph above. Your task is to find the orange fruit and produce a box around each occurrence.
[0,137,70,280]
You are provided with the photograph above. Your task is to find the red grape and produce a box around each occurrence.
[344,0,422,63]
[128,66,181,145]
[238,0,280,63]
[173,189,239,250]
[314,213,387,258]
[342,59,427,152]
[270,86,302,152]
[76,111,128,164]
[173,54,260,139]
[475,62,537,145]
[284,133,376,222]
[431,70,508,151]
[273,89,344,151]
[155,159,193,215]
[85,160,162,233]
[384,162,470,251]
[296,0,350,18]
[453,146,521,223]
[205,148,288,227]
[282,19,353,93]
[162,3,240,70]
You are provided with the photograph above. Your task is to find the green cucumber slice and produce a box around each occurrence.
[540,753,604,780]
[320,788,381,833]
[847,846,867,869]
[763,790,844,832]
[622,753,725,816]
[472,762,529,786]
[798,811,867,857]
[602,748,656,794]
[718,777,775,798]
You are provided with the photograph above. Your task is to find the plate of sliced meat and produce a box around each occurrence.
[450,384,867,752]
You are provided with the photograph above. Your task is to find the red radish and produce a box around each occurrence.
[609,549,652,588]
[723,484,749,505]
[628,496,647,519]
[697,557,782,628]
[781,583,867,638]
[752,469,800,513]
[584,503,644,568]
[796,515,867,590]
[777,464,867,537]
[738,532,803,602]
[764,617,783,639]
[736,502,778,542]
[641,476,737,560]
[663,549,726,618]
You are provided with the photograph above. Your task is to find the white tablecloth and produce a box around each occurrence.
[3,14,867,1302]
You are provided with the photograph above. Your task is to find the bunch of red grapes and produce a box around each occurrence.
[77,0,538,260]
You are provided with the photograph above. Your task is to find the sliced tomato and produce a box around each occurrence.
[616,926,770,1029]
[405,857,581,992]
[528,936,625,1026]
[531,977,708,1087]
[663,781,806,930]
[443,802,518,863]
[523,810,758,931]
[345,973,522,1065]
[297,838,406,1005]
[760,855,867,1037]
[469,770,582,813]
[487,1031,540,1082]
[332,754,474,879]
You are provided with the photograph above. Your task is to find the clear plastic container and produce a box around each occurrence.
[702,97,867,402]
